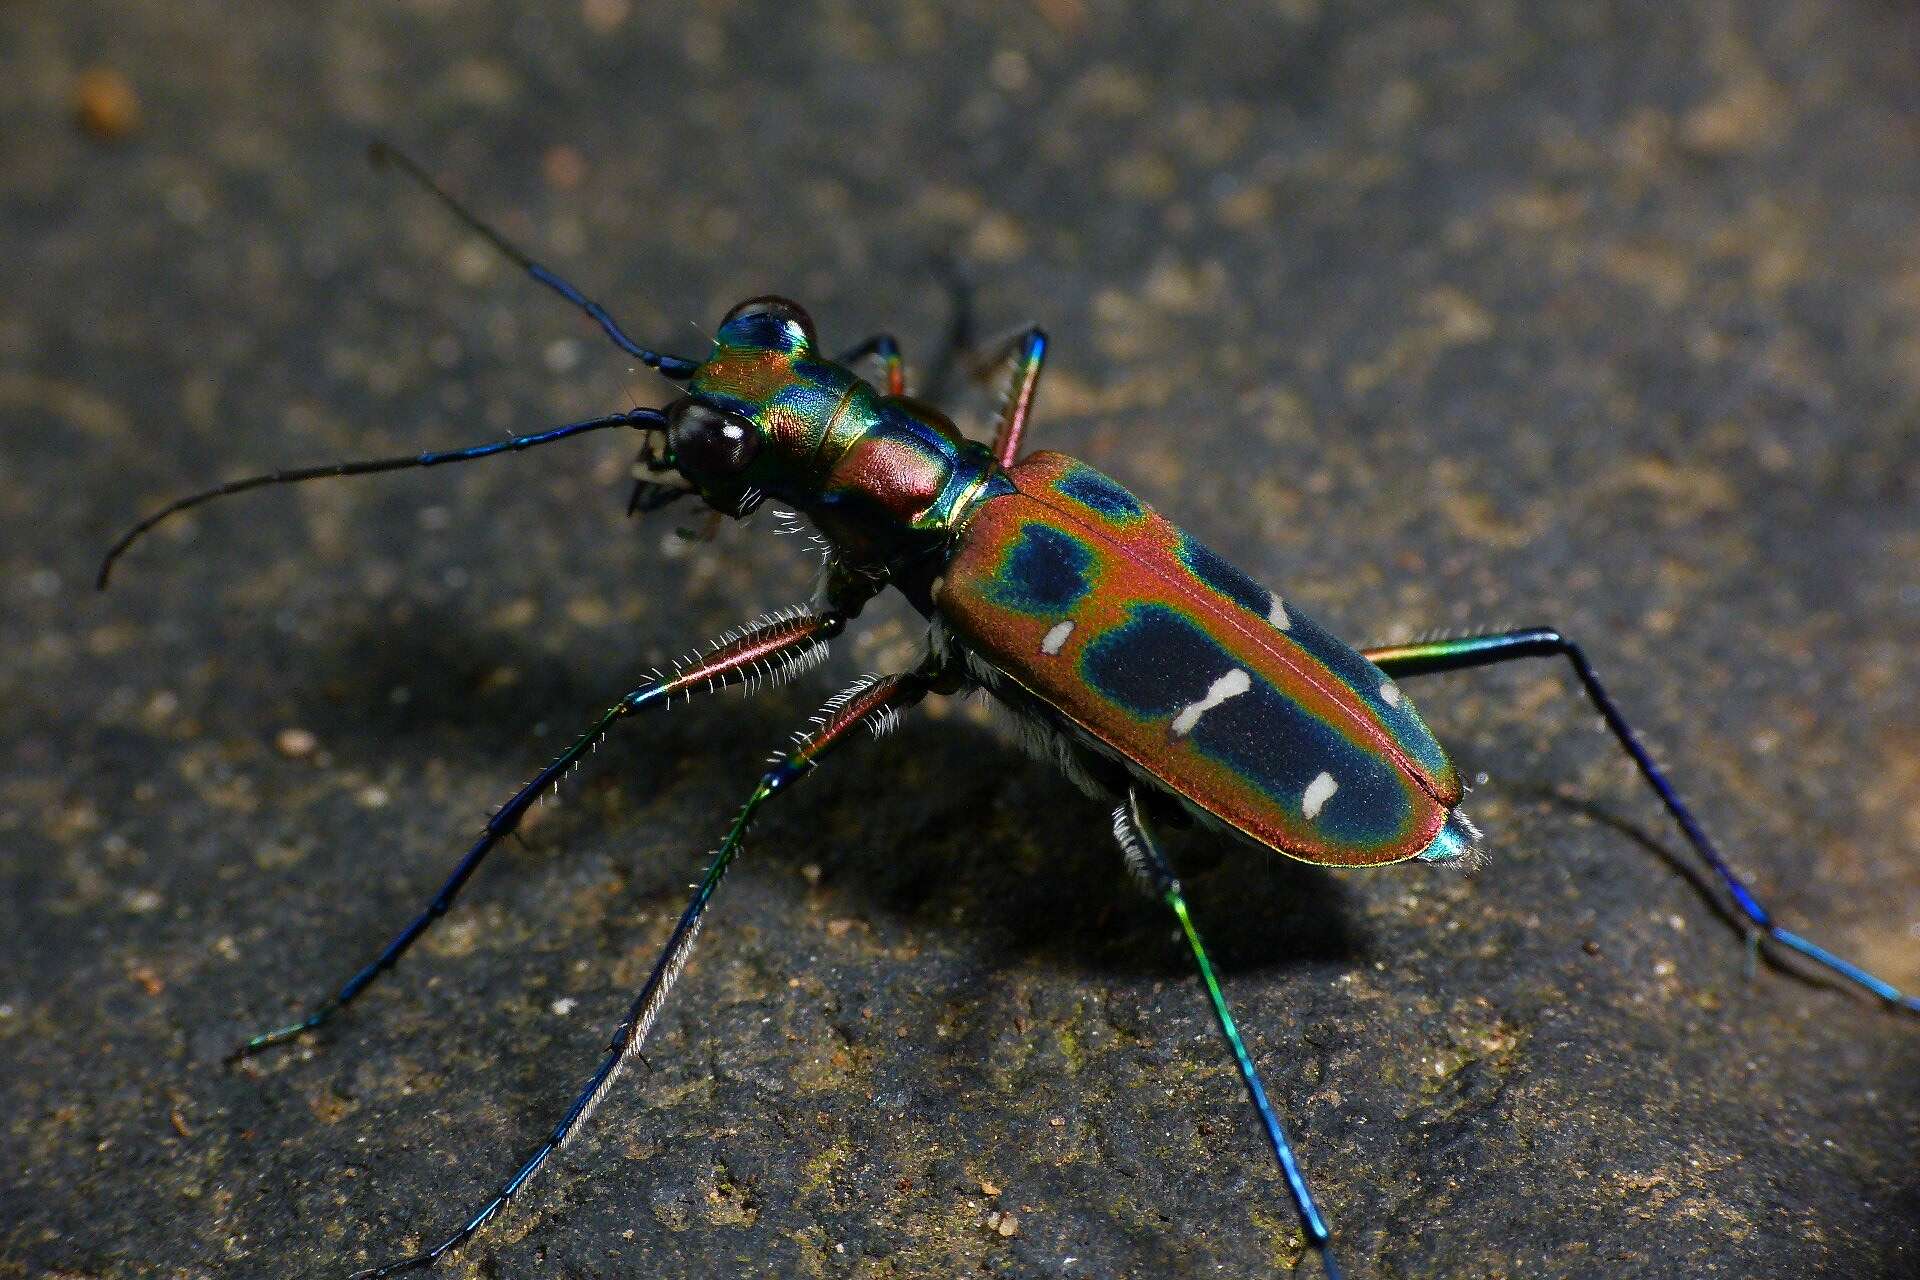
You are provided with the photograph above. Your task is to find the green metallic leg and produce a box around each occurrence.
[349,668,934,1278]
[1113,791,1343,1280]
[1364,627,1918,1013]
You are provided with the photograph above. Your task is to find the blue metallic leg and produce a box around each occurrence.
[1114,792,1344,1280]
[230,608,843,1060]
[1364,627,1919,1014]
[349,670,931,1278]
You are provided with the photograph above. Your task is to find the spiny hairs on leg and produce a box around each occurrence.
[1111,802,1164,896]
[664,605,834,704]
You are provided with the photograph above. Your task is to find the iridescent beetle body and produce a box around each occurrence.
[679,302,1479,876]
[935,450,1476,868]
[97,148,1916,1280]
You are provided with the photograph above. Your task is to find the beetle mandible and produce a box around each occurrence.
[97,145,1919,1280]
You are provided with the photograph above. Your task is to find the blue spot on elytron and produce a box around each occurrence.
[1057,465,1143,521]
[1078,605,1223,716]
[1081,605,1414,846]
[987,523,1095,615]
[1179,536,1275,620]
[1161,533,1458,789]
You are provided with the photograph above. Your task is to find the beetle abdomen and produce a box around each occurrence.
[936,452,1469,867]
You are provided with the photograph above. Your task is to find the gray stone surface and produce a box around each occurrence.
[5,3,1919,1277]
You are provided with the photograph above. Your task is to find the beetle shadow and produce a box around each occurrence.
[262,606,1365,984]
[280,603,635,752]
[746,712,1368,981]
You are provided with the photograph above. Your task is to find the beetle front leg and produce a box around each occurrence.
[1363,627,1919,1013]
[349,667,935,1278]
[1112,790,1344,1280]
[229,607,846,1061]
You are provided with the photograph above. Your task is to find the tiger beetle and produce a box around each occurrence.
[98,144,1918,1280]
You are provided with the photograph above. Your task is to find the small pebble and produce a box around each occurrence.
[275,727,318,759]
[75,68,140,140]
[543,143,589,190]
[580,0,629,32]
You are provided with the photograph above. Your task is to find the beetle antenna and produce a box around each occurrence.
[368,141,701,380]
[97,409,664,588]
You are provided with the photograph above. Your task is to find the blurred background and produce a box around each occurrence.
[5,2,1919,1277]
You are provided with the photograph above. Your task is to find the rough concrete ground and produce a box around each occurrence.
[5,2,1919,1277]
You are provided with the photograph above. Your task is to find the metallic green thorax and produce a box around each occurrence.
[683,301,1005,588]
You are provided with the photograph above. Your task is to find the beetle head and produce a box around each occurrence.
[638,297,854,519]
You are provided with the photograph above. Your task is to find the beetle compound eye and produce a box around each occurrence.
[668,402,760,476]
[718,295,817,352]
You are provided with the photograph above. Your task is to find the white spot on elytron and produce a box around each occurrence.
[1302,771,1339,820]
[1380,680,1401,707]
[1267,594,1291,630]
[1040,620,1075,655]
[1171,668,1252,736]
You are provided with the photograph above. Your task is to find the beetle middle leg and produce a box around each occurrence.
[230,607,846,1061]
[1112,789,1344,1280]
[838,254,982,401]
[350,667,936,1278]
[1363,627,1918,1012]
[907,260,1047,464]
[969,324,1049,466]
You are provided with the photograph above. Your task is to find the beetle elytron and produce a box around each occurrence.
[98,145,1918,1279]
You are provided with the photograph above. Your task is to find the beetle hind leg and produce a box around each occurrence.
[1113,790,1345,1280]
[1363,626,1919,1014]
